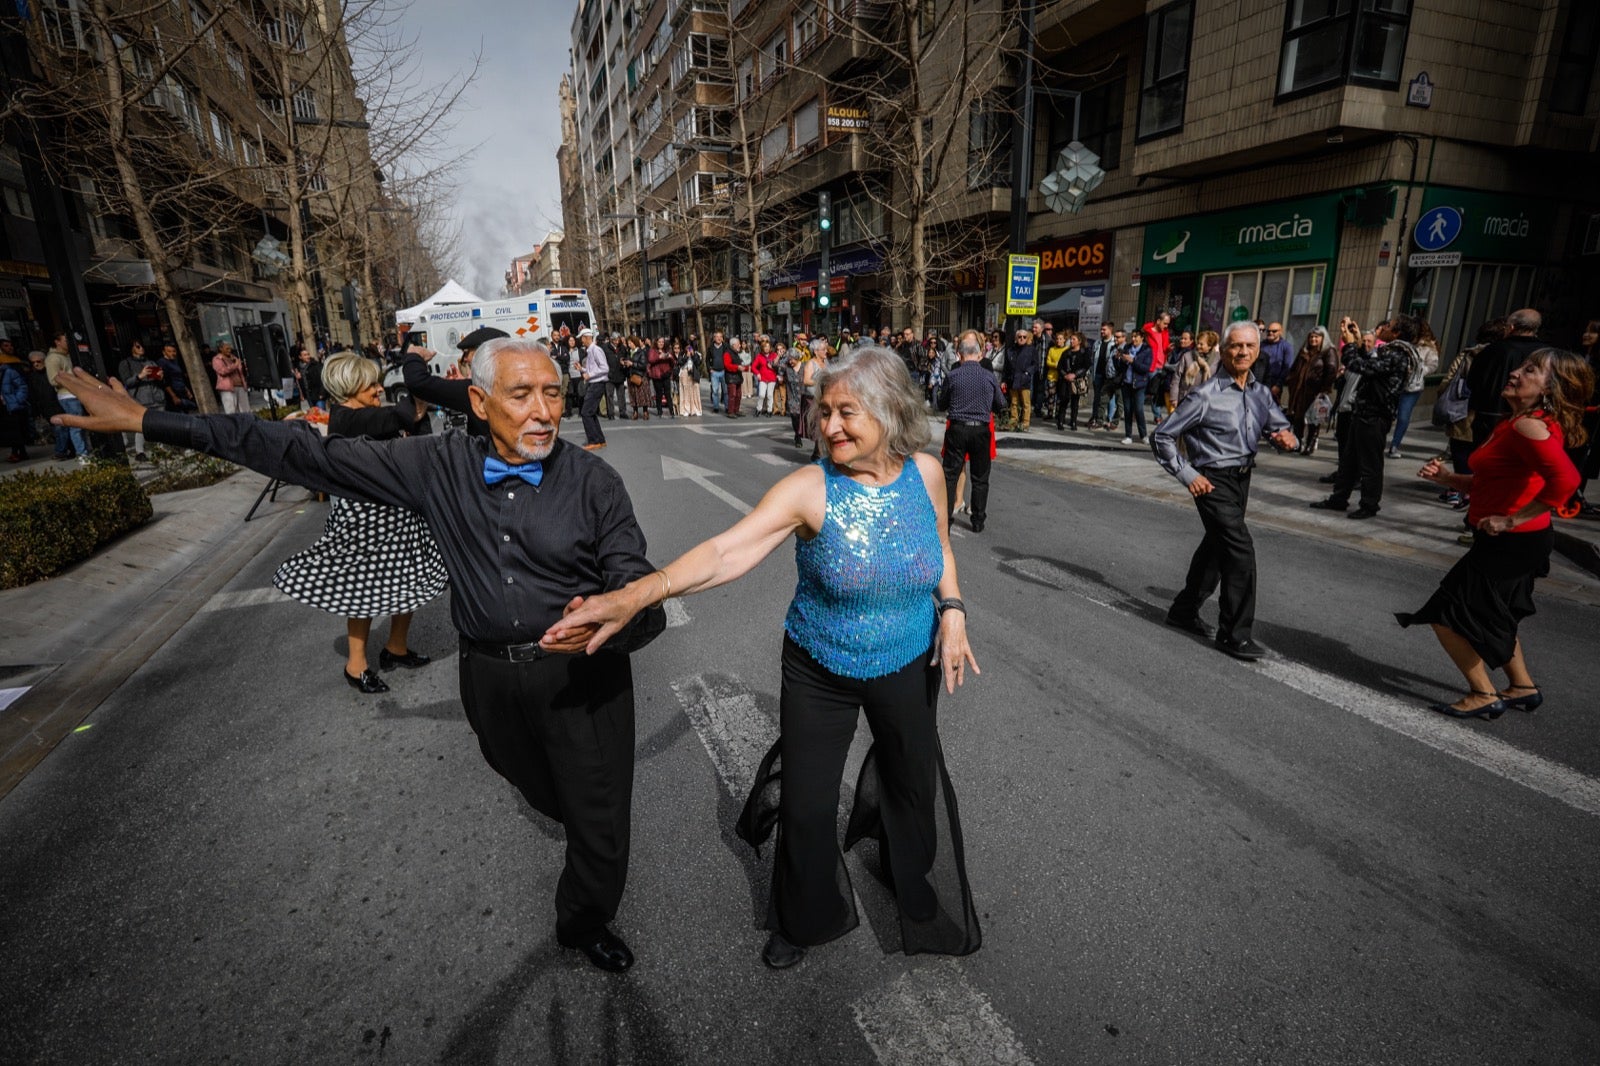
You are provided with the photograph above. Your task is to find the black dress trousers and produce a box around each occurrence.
[1330,412,1390,510]
[1170,467,1257,643]
[457,643,635,945]
[941,421,992,522]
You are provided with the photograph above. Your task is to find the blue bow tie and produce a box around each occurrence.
[483,455,544,487]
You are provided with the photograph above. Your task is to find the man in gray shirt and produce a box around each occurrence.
[1152,320,1297,661]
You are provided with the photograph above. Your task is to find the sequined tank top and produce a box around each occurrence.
[784,457,944,679]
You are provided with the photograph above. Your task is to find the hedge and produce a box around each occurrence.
[0,464,154,589]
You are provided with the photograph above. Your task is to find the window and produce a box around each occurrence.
[794,98,820,148]
[671,34,729,87]
[759,121,789,169]
[738,56,754,101]
[915,0,936,37]
[680,171,729,209]
[966,95,1010,189]
[263,16,281,44]
[190,2,214,49]
[761,27,788,87]
[306,170,328,192]
[284,12,305,52]
[1278,0,1412,99]
[1551,2,1600,114]
[1045,72,1124,178]
[794,2,821,58]
[292,88,318,120]
[241,134,260,166]
[210,112,235,160]
[1138,0,1192,140]
[77,177,108,241]
[259,94,285,116]
[225,43,246,82]
[42,0,90,51]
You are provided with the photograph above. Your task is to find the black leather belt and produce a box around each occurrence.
[1198,464,1252,475]
[461,637,553,662]
[950,419,990,427]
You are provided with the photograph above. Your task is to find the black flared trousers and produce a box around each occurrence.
[457,642,635,945]
[768,636,980,955]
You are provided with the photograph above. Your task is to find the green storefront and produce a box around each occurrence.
[1139,192,1342,342]
[1405,186,1559,357]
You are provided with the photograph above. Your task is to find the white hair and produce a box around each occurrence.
[472,336,553,393]
[1221,320,1260,346]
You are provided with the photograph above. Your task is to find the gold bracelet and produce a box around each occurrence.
[655,569,672,603]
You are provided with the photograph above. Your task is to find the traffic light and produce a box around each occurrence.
[817,190,832,309]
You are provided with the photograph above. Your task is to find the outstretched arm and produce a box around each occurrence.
[542,464,823,654]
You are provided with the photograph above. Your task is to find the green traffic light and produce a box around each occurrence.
[820,218,831,230]
[818,294,831,307]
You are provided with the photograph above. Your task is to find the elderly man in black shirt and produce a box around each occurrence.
[937,330,1007,532]
[1153,321,1297,661]
[54,338,665,974]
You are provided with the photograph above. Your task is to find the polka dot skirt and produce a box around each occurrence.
[273,497,448,618]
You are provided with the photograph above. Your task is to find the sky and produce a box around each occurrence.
[402,0,571,298]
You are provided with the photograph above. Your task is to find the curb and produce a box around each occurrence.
[0,477,312,802]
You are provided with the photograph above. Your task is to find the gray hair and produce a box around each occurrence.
[1221,320,1261,346]
[322,352,379,402]
[958,334,983,357]
[808,345,931,461]
[472,336,553,393]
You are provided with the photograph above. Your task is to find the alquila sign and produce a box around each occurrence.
[1141,193,1343,275]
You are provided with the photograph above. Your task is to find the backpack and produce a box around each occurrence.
[1431,351,1473,427]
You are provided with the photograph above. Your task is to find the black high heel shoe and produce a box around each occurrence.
[1500,686,1543,712]
[379,647,431,670]
[344,669,390,694]
[1429,691,1505,720]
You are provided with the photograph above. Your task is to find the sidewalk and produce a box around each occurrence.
[0,471,313,799]
[956,415,1600,607]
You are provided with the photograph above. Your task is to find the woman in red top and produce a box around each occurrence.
[1397,348,1593,719]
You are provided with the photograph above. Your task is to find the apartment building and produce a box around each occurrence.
[565,0,1598,349]
[0,0,389,361]
[1014,0,1600,354]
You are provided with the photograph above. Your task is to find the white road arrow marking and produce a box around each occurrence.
[660,455,752,515]
[199,587,292,612]
[669,674,777,798]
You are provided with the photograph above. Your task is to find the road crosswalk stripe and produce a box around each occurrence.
[998,555,1600,818]
[670,674,777,798]
[664,598,690,628]
[719,439,749,449]
[198,587,291,612]
[852,960,1035,1065]
[756,453,789,466]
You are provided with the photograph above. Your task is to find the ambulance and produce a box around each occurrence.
[388,288,596,400]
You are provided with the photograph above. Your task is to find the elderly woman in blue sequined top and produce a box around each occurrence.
[545,345,983,970]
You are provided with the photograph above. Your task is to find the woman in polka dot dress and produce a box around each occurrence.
[273,354,447,693]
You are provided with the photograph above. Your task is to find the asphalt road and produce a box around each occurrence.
[2,410,1597,1064]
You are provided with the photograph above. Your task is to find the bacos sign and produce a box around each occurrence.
[1026,231,1112,284]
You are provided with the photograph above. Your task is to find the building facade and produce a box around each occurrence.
[563,0,1600,350]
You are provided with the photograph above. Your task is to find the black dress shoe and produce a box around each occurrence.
[970,517,985,533]
[761,931,805,970]
[379,647,432,669]
[1309,498,1348,511]
[1348,507,1380,520]
[1214,637,1265,661]
[1318,473,1338,484]
[1166,613,1215,640]
[1428,693,1506,720]
[567,928,634,973]
[344,669,390,694]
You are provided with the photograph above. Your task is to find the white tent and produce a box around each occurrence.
[396,279,484,324]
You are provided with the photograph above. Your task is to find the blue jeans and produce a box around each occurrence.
[710,370,726,411]
[56,396,90,456]
[1390,390,1421,450]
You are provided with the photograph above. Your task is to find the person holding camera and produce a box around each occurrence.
[1310,315,1414,519]
[118,340,167,460]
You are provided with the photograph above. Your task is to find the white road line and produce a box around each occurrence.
[198,587,291,612]
[663,598,691,628]
[999,554,1600,817]
[852,960,1035,1066]
[719,438,750,449]
[670,674,777,798]
[0,686,31,711]
[756,453,789,466]
[1253,658,1600,818]
[660,455,754,515]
